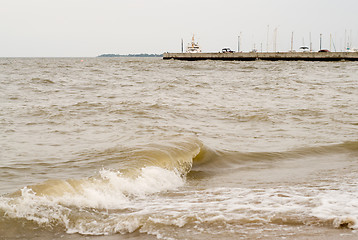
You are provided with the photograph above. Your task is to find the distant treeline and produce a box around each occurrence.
[98,54,163,57]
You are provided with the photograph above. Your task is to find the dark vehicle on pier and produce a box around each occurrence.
[222,48,234,53]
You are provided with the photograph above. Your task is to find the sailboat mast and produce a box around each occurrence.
[266,25,269,52]
[320,33,322,50]
[181,38,183,53]
[238,34,241,52]
[291,32,294,52]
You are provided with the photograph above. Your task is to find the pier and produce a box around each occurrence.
[163,52,358,61]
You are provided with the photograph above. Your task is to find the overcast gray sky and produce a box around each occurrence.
[1,0,357,57]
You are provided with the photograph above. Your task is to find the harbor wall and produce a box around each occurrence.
[163,52,358,61]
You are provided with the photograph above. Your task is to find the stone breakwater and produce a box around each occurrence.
[163,52,358,61]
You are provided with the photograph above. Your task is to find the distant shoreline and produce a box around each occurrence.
[97,54,163,58]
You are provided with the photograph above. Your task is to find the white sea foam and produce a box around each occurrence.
[1,166,358,237]
[51,166,185,209]
[312,190,358,229]
[0,166,185,235]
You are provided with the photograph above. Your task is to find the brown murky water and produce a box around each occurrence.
[1,58,358,239]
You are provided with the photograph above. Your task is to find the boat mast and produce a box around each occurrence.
[291,32,294,52]
[345,30,347,51]
[238,33,241,52]
[273,28,277,52]
[266,25,269,52]
[181,38,183,53]
[320,33,322,50]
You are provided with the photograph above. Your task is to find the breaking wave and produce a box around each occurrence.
[1,137,358,237]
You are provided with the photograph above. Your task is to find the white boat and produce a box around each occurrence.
[186,35,202,53]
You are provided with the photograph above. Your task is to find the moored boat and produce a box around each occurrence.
[186,35,202,53]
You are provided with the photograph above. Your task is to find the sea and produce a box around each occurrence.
[0,57,358,239]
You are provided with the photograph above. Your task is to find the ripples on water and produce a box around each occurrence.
[0,58,358,239]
